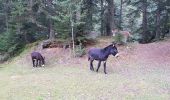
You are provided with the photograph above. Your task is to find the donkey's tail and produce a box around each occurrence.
[88,55,91,61]
[87,50,91,61]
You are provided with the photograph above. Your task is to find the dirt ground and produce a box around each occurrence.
[0,38,170,100]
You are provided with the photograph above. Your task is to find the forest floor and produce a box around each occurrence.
[0,37,170,100]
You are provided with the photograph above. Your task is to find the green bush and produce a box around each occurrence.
[132,33,142,41]
[113,32,124,45]
[75,43,86,57]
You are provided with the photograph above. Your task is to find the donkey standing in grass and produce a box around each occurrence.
[88,43,119,74]
[31,52,45,67]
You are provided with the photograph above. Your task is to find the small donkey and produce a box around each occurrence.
[88,43,119,74]
[31,52,45,67]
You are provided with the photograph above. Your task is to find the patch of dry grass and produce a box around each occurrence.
[0,58,170,100]
[0,38,170,100]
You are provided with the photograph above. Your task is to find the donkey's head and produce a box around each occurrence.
[108,43,119,57]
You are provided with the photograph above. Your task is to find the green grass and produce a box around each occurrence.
[0,60,170,100]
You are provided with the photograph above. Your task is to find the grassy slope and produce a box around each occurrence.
[0,38,170,100]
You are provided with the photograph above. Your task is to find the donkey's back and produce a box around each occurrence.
[31,52,45,67]
[31,52,43,60]
[88,48,105,61]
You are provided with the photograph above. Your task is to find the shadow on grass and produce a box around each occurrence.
[0,66,5,69]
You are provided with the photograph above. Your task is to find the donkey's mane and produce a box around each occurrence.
[103,44,113,51]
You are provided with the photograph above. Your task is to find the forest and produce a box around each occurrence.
[0,0,169,60]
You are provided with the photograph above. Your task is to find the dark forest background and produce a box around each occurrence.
[0,0,169,60]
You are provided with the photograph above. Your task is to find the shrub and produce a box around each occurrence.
[75,43,86,57]
[113,31,124,45]
[132,33,142,41]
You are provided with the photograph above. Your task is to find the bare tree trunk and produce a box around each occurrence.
[49,19,55,40]
[155,1,161,40]
[47,0,55,40]
[142,0,148,41]
[86,0,93,33]
[161,1,169,38]
[106,0,115,36]
[5,12,9,33]
[100,0,104,35]
[5,0,9,33]
[28,0,34,22]
[75,10,81,22]
[24,32,29,43]
[69,3,75,57]
[71,20,75,57]
[119,0,123,29]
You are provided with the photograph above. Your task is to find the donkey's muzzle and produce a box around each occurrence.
[115,53,119,58]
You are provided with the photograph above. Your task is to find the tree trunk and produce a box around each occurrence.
[100,0,104,35]
[162,1,169,38]
[155,1,161,40]
[47,0,55,40]
[24,32,29,43]
[5,12,9,33]
[5,0,9,33]
[75,10,81,22]
[71,19,75,57]
[106,0,115,36]
[141,0,148,41]
[86,0,93,33]
[119,0,123,29]
[28,0,34,22]
[49,19,55,40]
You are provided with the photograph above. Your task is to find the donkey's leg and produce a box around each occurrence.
[36,59,38,67]
[32,59,35,67]
[96,61,101,72]
[104,61,107,74]
[39,60,42,67]
[90,60,94,71]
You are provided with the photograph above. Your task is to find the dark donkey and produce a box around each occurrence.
[31,52,45,67]
[88,43,119,74]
